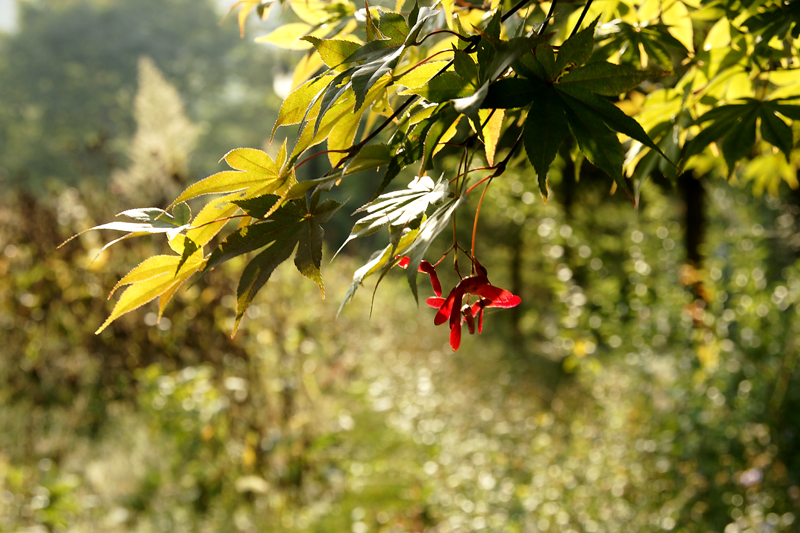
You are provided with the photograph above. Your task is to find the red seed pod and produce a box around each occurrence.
[463,305,476,335]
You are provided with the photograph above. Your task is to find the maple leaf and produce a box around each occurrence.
[59,203,192,255]
[204,193,342,334]
[337,175,449,256]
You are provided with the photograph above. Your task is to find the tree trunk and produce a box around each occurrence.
[679,172,705,266]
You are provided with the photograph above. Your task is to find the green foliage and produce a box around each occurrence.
[211,192,343,331]
[4,177,800,532]
[72,0,799,350]
[0,0,280,189]
[9,0,800,529]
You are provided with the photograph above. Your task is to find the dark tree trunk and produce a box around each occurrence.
[679,172,705,266]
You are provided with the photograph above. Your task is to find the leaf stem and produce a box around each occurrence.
[392,49,456,80]
[188,214,251,231]
[466,174,493,194]
[471,175,492,260]
[433,248,454,268]
[413,28,475,46]
[355,95,418,150]
[296,148,349,169]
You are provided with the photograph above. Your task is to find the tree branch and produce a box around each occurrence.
[538,0,559,36]
[569,0,594,38]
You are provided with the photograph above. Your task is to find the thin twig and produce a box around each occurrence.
[296,148,348,169]
[356,96,417,150]
[392,48,456,80]
[539,0,559,36]
[471,176,493,259]
[501,0,535,22]
[466,174,493,195]
[188,214,250,231]
[414,28,476,46]
[569,0,594,38]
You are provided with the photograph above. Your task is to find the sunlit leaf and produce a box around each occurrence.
[97,245,204,334]
[185,193,245,248]
[175,236,200,276]
[337,175,449,255]
[703,18,731,51]
[337,223,421,315]
[395,61,450,89]
[255,23,314,50]
[272,74,335,139]
[662,0,694,53]
[290,0,343,25]
[110,255,184,296]
[378,10,410,45]
[303,36,362,69]
[364,3,383,42]
[157,277,186,320]
[481,109,504,167]
[403,194,464,301]
[59,203,192,251]
[742,153,799,196]
[558,62,668,96]
[328,75,392,166]
[171,148,292,205]
[433,115,462,157]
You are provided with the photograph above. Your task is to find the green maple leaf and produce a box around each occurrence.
[485,16,670,199]
[204,194,342,334]
[337,223,421,316]
[402,194,464,302]
[594,22,686,68]
[684,98,799,171]
[170,146,295,205]
[337,175,450,256]
[307,5,439,129]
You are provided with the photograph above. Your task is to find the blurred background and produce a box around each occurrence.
[1,0,800,532]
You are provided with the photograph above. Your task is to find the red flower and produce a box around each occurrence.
[399,257,521,351]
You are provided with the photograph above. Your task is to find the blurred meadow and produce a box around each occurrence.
[1,1,800,532]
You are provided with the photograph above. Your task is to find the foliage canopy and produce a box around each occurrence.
[75,0,800,348]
